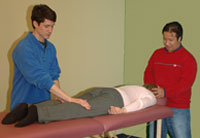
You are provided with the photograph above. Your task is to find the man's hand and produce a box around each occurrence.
[108,106,127,114]
[51,80,91,109]
[70,98,91,110]
[152,86,165,98]
[54,96,66,103]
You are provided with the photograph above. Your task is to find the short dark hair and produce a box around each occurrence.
[31,4,56,28]
[162,21,183,40]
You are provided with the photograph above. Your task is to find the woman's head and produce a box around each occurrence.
[143,84,157,92]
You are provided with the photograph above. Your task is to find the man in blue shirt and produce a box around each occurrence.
[11,4,90,110]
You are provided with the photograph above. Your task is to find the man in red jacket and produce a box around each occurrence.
[144,21,197,138]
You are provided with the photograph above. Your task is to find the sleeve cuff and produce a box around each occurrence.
[164,88,166,97]
[46,81,54,91]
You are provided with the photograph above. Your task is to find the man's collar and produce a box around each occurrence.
[164,44,182,52]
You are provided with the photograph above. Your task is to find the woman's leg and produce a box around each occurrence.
[36,88,124,123]
[1,103,28,124]
[34,100,61,107]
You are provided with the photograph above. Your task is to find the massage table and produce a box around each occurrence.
[0,98,173,138]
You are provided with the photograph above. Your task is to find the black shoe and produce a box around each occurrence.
[15,105,38,127]
[1,103,28,124]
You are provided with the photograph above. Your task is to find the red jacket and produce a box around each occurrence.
[144,46,197,108]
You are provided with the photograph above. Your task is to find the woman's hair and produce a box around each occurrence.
[143,84,157,92]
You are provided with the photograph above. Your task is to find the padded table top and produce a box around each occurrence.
[0,98,172,138]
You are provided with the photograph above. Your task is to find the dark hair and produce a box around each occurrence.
[162,21,183,40]
[31,4,56,28]
[143,84,157,92]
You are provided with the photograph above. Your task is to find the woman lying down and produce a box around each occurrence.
[2,84,157,127]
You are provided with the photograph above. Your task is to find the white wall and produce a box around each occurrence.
[0,0,125,111]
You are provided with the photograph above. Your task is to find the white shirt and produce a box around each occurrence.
[115,85,156,112]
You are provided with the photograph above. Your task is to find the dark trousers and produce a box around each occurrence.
[36,88,124,123]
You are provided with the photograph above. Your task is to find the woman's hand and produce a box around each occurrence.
[108,106,127,114]
[70,98,91,110]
